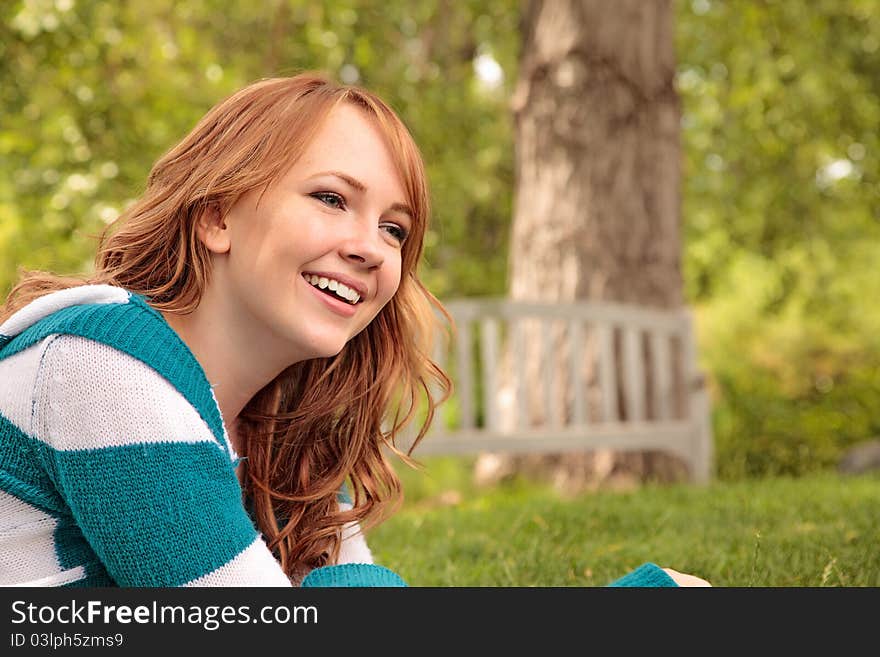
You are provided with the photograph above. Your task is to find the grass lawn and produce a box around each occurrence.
[367,456,880,587]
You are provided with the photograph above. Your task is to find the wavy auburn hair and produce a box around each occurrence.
[2,73,452,580]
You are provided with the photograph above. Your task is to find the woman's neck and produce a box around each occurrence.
[160,301,286,449]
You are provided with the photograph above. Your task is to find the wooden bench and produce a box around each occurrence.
[404,297,713,484]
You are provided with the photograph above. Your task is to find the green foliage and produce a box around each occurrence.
[677,0,880,476]
[698,241,880,477]
[0,0,518,300]
[372,457,880,586]
[677,0,880,295]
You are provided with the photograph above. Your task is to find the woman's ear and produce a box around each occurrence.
[195,204,231,254]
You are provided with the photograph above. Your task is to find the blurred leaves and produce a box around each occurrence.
[677,0,880,476]
[678,0,880,300]
[0,0,519,298]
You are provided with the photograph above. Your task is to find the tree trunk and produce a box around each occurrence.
[475,0,688,492]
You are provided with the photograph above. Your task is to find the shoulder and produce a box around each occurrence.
[30,334,224,453]
[0,285,229,454]
[1,285,138,351]
[0,332,229,460]
[0,285,172,371]
[1,285,172,359]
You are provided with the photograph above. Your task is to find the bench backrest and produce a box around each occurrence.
[405,298,713,483]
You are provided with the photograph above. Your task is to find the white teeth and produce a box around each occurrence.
[304,274,361,305]
[340,285,359,303]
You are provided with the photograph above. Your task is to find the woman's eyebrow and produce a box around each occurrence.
[312,170,367,192]
[388,202,414,221]
[312,170,414,219]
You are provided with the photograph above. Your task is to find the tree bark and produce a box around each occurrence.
[476,0,687,491]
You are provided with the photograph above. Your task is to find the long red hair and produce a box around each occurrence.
[2,73,452,580]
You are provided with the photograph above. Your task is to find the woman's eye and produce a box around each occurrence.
[311,191,346,210]
[381,223,409,244]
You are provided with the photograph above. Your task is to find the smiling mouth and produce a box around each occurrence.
[302,274,362,305]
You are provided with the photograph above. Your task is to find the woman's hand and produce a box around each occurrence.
[662,568,712,587]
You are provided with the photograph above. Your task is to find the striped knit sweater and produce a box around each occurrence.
[0,285,403,587]
[0,285,675,588]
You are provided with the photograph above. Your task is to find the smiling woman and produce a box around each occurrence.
[0,73,696,589]
[0,73,450,587]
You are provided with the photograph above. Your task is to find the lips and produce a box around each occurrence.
[301,271,367,298]
[302,274,359,318]
[302,273,362,304]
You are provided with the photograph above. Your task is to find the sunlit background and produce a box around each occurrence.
[3,0,880,481]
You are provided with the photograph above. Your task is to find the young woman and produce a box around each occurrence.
[0,73,706,587]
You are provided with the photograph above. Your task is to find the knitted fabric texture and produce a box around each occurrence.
[301,563,407,587]
[607,562,678,587]
[0,285,391,587]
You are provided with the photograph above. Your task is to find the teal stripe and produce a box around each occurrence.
[607,562,678,587]
[0,294,229,456]
[337,483,353,505]
[53,440,257,586]
[2,413,116,585]
[62,568,115,587]
[301,563,407,587]
[53,517,113,583]
[0,414,66,516]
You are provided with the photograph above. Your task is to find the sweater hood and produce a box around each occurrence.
[0,285,131,346]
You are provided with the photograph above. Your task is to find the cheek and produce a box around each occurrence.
[381,260,403,304]
[360,261,401,331]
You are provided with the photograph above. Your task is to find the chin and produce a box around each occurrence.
[317,345,347,360]
[302,337,350,361]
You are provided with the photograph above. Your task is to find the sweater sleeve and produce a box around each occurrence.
[606,562,679,587]
[297,488,408,587]
[33,335,293,586]
[301,563,407,587]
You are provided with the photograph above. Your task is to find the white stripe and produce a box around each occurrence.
[0,491,66,585]
[183,537,292,587]
[0,284,129,339]
[336,501,374,565]
[30,335,221,451]
[0,339,47,434]
[2,566,86,587]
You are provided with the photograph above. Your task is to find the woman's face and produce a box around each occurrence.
[214,102,412,363]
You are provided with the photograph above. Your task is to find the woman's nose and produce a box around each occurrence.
[339,222,384,268]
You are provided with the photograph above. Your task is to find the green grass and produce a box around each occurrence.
[367,456,880,586]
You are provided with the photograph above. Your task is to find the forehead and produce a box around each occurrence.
[291,103,406,195]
